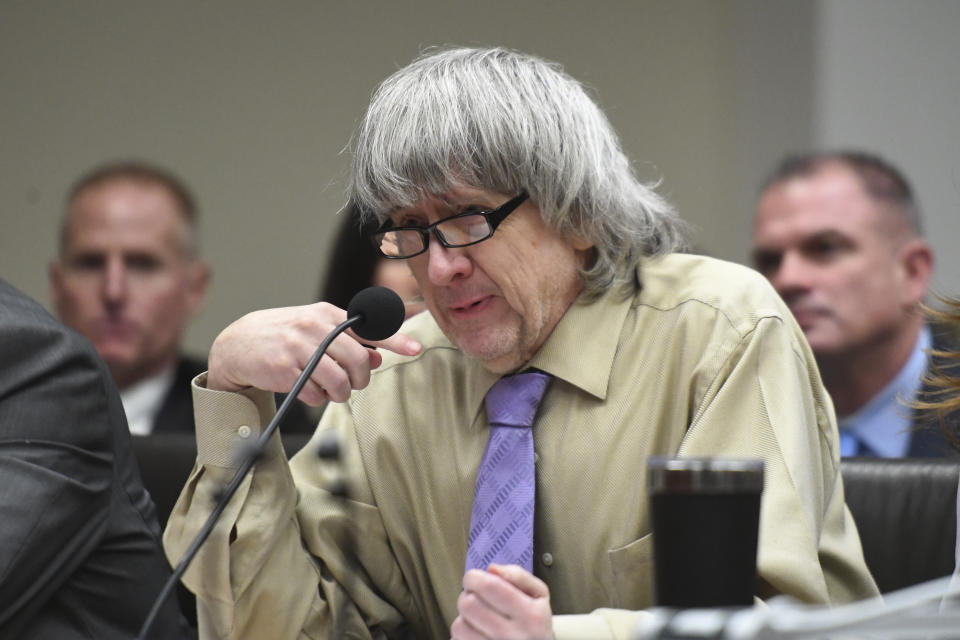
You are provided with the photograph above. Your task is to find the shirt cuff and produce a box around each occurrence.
[191,372,280,469]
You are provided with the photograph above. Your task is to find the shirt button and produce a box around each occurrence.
[541,552,554,567]
[238,425,252,439]
[534,452,540,464]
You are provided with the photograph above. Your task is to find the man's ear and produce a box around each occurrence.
[569,233,596,269]
[49,260,64,310]
[897,238,933,307]
[185,260,211,317]
[569,234,594,251]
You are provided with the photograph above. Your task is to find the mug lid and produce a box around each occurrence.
[646,457,764,494]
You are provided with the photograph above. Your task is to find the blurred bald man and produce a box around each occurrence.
[50,162,211,435]
[752,151,957,457]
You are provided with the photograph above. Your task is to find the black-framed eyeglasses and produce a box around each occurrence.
[370,192,529,259]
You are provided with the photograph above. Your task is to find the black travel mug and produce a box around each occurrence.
[647,457,764,608]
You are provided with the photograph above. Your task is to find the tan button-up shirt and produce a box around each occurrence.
[164,253,878,639]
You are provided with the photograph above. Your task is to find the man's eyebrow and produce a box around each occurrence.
[796,229,853,248]
[67,247,105,259]
[803,229,846,241]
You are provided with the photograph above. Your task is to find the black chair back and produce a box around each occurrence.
[841,457,959,594]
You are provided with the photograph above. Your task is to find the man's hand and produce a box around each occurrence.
[206,302,421,405]
[451,564,554,640]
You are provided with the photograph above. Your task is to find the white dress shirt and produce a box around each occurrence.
[119,367,175,435]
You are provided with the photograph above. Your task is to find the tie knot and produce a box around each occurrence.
[484,371,551,428]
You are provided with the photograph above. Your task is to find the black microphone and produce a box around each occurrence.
[136,286,405,640]
[347,285,406,341]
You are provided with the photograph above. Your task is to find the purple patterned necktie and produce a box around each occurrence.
[465,371,552,574]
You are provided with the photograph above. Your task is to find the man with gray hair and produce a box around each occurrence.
[165,47,877,639]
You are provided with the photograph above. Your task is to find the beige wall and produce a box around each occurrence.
[815,0,960,299]
[2,1,954,357]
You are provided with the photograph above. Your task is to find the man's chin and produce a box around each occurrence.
[805,336,849,360]
[96,342,137,362]
[453,334,525,373]
[97,350,140,376]
[437,313,526,371]
[795,321,835,350]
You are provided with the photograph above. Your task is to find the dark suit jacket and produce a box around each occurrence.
[152,355,207,434]
[0,279,190,639]
[152,355,318,435]
[907,322,960,457]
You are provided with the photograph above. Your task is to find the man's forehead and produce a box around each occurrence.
[73,177,180,209]
[69,200,180,234]
[757,171,884,236]
[386,187,501,215]
[786,165,863,201]
[64,186,191,254]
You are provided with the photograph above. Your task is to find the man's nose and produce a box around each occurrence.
[102,258,128,304]
[425,240,472,286]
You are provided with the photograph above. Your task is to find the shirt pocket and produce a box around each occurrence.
[607,533,655,609]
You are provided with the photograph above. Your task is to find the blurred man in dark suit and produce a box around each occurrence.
[0,278,190,638]
[50,161,211,435]
[49,161,316,436]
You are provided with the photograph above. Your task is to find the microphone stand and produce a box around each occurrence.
[311,431,354,640]
[136,315,362,640]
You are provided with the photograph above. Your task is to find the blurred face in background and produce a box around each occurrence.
[50,179,209,388]
[752,162,930,359]
[374,258,426,318]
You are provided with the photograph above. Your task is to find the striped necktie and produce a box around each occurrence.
[465,371,551,574]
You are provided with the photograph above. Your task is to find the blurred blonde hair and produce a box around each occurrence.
[914,296,960,450]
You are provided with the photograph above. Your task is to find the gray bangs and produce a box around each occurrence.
[351,47,563,220]
[350,47,688,298]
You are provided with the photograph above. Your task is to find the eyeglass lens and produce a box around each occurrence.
[379,214,492,257]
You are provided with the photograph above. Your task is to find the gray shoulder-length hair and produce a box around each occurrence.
[350,46,688,298]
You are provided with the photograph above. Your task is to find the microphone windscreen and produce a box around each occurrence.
[346,286,406,340]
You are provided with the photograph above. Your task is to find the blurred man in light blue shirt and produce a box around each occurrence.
[752,151,955,457]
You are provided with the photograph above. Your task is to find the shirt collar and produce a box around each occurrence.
[526,286,633,400]
[119,366,176,436]
[838,325,931,457]
[463,279,634,413]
